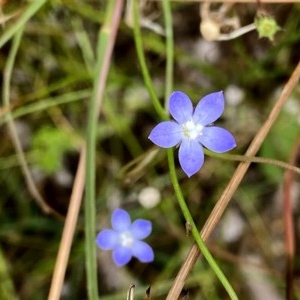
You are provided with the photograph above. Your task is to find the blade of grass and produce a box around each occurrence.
[0,89,91,127]
[3,26,59,216]
[47,1,124,299]
[72,18,95,75]
[0,0,47,49]
[132,0,167,120]
[162,0,174,106]
[84,1,124,299]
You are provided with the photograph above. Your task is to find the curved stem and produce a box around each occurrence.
[204,150,300,176]
[167,149,238,300]
[132,0,167,120]
[3,27,59,216]
[162,0,174,108]
[0,0,47,48]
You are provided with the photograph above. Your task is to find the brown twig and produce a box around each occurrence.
[167,59,300,300]
[47,145,86,300]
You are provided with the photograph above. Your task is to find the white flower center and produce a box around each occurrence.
[181,120,203,140]
[119,231,134,248]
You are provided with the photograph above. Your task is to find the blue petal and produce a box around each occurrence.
[131,241,154,263]
[112,246,132,266]
[130,219,152,239]
[193,91,224,126]
[199,126,236,153]
[111,209,131,231]
[168,91,193,124]
[96,229,118,250]
[178,139,204,177]
[148,121,182,148]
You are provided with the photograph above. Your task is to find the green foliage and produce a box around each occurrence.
[31,126,77,174]
[260,106,300,183]
[0,246,18,300]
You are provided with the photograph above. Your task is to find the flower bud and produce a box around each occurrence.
[200,18,221,41]
[255,15,280,41]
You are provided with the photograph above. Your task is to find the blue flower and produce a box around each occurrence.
[96,208,154,266]
[148,91,236,177]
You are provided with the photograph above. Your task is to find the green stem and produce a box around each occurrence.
[0,0,47,49]
[3,31,23,107]
[133,1,236,297]
[167,149,238,300]
[85,1,122,299]
[85,48,99,300]
[162,0,174,107]
[132,0,167,120]
[0,89,91,127]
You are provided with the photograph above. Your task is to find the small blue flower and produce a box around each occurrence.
[96,208,154,266]
[148,91,236,177]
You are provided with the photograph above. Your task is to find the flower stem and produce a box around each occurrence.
[167,149,238,300]
[204,150,300,175]
[132,0,167,120]
[162,0,174,108]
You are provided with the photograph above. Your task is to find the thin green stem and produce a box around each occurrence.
[204,150,300,175]
[3,30,23,111]
[167,149,238,300]
[0,0,47,49]
[0,89,91,127]
[162,0,174,107]
[3,26,55,215]
[85,1,123,299]
[132,0,167,120]
[85,50,99,300]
